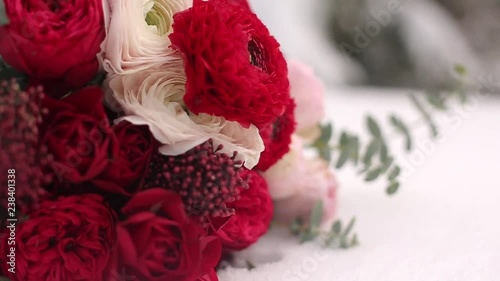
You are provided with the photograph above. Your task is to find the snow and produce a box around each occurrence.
[218,87,500,281]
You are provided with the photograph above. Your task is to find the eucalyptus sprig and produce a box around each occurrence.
[0,0,9,26]
[310,116,403,195]
[289,201,359,249]
[309,64,470,196]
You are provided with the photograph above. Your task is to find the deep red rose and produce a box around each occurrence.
[170,0,290,128]
[216,170,273,250]
[0,0,105,97]
[0,194,116,281]
[41,87,117,192]
[93,121,155,195]
[256,99,296,171]
[107,189,222,281]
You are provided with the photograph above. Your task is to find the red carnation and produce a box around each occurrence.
[169,0,291,128]
[107,189,221,281]
[0,194,116,281]
[216,170,273,250]
[0,0,105,97]
[256,99,296,171]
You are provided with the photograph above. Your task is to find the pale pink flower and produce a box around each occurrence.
[262,136,338,227]
[288,60,325,132]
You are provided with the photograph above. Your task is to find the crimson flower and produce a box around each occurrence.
[0,194,117,281]
[170,0,291,128]
[216,170,273,250]
[107,189,221,281]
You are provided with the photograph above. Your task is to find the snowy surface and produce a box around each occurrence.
[218,87,500,281]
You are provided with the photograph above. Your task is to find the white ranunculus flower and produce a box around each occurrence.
[106,60,264,169]
[101,0,191,74]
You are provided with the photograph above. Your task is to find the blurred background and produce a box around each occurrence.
[248,0,500,93]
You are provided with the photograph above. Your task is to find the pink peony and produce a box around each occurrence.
[288,60,325,132]
[262,136,337,227]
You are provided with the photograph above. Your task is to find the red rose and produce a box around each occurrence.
[42,88,152,195]
[41,87,117,191]
[170,0,290,128]
[216,171,273,250]
[108,189,221,281]
[0,194,116,281]
[0,0,105,97]
[93,121,155,195]
[256,99,296,171]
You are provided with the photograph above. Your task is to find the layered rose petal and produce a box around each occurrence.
[106,62,264,169]
[101,0,191,74]
[0,194,116,281]
[107,189,222,281]
[0,0,106,97]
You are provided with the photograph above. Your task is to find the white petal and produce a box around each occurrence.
[107,62,264,169]
[101,0,192,74]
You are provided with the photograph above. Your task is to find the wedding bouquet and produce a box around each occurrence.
[0,0,338,280]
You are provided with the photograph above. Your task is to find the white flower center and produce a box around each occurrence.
[144,0,172,35]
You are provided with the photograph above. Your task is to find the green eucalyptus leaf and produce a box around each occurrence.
[309,200,324,230]
[336,150,349,169]
[331,220,342,235]
[425,91,447,111]
[0,0,9,26]
[336,132,350,168]
[313,123,333,147]
[386,181,400,195]
[339,131,349,147]
[389,115,413,151]
[365,167,382,182]
[379,140,388,162]
[380,157,394,174]
[289,217,304,235]
[300,229,317,243]
[311,123,334,163]
[342,217,356,237]
[349,135,360,164]
[363,139,381,166]
[366,116,382,139]
[320,147,332,163]
[320,123,333,144]
[410,93,439,138]
[388,166,401,181]
[339,236,349,248]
